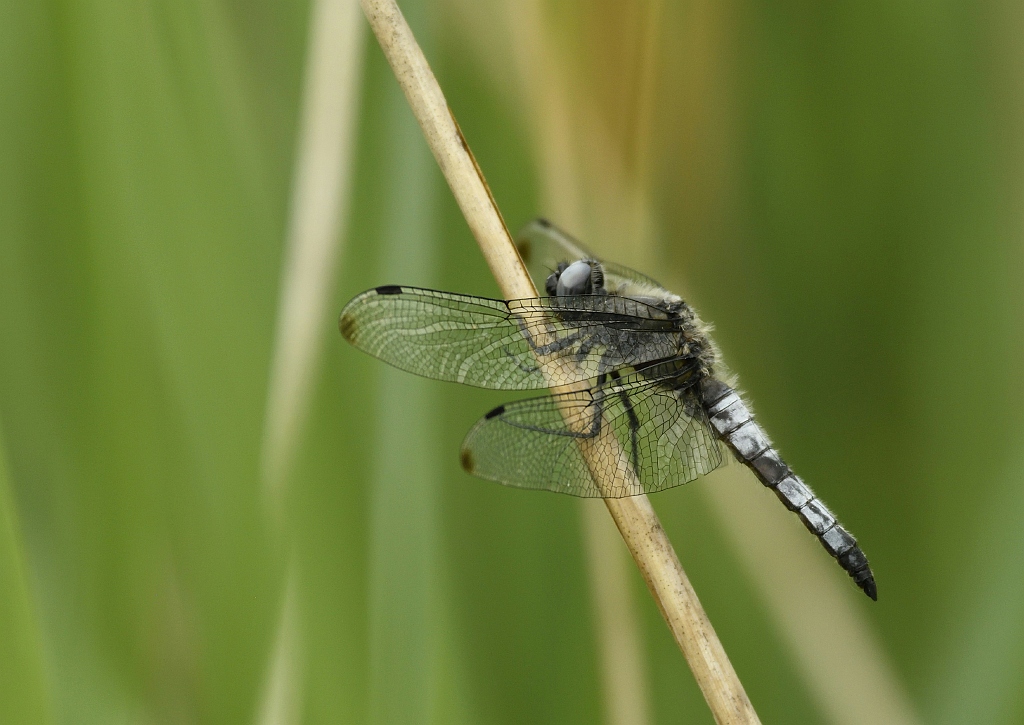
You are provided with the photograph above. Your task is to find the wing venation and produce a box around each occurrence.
[461,372,724,496]
[339,286,686,390]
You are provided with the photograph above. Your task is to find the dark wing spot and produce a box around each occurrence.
[537,218,552,228]
[375,285,403,295]
[484,404,505,420]
[338,313,357,341]
[460,448,474,473]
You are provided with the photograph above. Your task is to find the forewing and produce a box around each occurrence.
[460,373,724,497]
[339,286,686,390]
[515,218,665,291]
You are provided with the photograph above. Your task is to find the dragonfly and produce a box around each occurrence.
[339,219,877,600]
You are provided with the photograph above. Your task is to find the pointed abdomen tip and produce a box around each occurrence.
[862,578,878,601]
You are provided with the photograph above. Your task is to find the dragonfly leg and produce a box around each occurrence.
[609,370,641,472]
[512,315,587,357]
[574,336,597,365]
[555,373,613,442]
[502,347,539,374]
[502,317,590,374]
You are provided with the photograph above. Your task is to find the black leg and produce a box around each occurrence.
[577,373,608,439]
[609,371,641,472]
[512,315,587,356]
[503,346,539,374]
[575,337,596,365]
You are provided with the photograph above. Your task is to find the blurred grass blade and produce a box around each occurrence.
[0,425,52,725]
[581,502,652,725]
[261,0,366,502]
[368,3,443,722]
[257,1,365,723]
[926,448,1024,725]
[255,563,303,725]
[4,0,289,721]
[498,0,582,234]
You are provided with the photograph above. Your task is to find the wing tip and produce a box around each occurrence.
[339,286,404,341]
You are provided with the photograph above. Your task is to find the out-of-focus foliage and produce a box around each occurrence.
[1,1,1022,724]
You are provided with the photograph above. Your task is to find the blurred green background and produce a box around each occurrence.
[2,1,1023,724]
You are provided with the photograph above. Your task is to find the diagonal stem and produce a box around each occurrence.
[357,1,760,722]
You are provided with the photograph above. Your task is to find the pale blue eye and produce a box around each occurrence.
[556,261,591,296]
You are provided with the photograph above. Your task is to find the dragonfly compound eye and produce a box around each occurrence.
[556,260,592,296]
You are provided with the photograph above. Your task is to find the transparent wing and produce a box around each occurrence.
[460,372,725,497]
[515,218,666,291]
[339,285,687,390]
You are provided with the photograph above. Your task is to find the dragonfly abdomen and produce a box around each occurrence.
[699,378,877,600]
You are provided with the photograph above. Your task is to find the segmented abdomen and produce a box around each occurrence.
[699,378,877,600]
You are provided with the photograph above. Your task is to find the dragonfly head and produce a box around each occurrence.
[546,259,605,296]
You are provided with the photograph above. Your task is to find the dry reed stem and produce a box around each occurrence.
[358,1,760,722]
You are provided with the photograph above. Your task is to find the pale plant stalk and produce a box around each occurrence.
[0,425,52,724]
[255,560,303,725]
[358,1,760,722]
[261,0,366,504]
[256,1,366,724]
